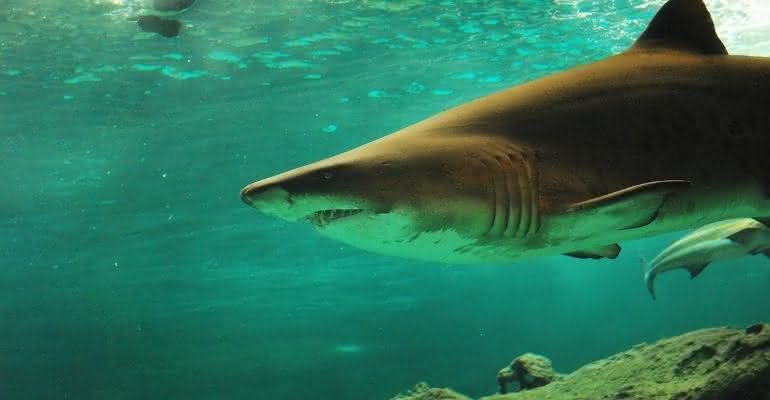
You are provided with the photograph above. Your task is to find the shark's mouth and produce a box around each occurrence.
[306,209,364,227]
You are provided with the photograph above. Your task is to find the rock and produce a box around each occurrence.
[390,382,470,400]
[497,353,560,393]
[393,324,770,400]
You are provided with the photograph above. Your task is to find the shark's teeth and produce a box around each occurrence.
[307,209,363,227]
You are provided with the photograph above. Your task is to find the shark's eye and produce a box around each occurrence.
[322,171,334,180]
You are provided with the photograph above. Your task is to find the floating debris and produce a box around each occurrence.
[322,124,338,133]
[152,0,195,12]
[137,16,182,38]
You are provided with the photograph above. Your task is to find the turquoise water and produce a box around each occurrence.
[2,0,770,399]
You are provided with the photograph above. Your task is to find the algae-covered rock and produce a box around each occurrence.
[393,324,770,400]
[390,382,470,400]
[497,353,560,393]
[484,323,770,400]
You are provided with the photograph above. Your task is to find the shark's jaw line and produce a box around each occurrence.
[306,208,364,228]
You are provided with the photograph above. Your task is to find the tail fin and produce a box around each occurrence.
[644,269,657,300]
[639,255,657,300]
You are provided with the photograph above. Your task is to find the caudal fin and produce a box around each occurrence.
[638,255,657,300]
[644,269,657,300]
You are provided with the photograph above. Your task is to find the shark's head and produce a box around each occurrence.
[240,133,525,261]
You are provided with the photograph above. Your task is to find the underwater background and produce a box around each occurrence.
[2,0,770,399]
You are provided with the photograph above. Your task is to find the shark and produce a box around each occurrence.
[644,218,770,299]
[240,0,770,264]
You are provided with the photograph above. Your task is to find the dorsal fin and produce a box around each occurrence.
[629,0,727,55]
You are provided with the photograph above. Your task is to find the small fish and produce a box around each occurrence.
[136,15,182,38]
[644,218,770,299]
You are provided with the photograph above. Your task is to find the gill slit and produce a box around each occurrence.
[480,159,498,237]
[507,150,540,237]
[489,156,511,237]
[497,156,512,236]
[480,149,540,239]
[502,155,520,238]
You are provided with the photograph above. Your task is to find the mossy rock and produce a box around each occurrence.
[391,382,470,400]
[394,324,770,400]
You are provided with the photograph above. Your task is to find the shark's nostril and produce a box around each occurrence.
[240,185,258,205]
[240,182,277,205]
[239,182,297,220]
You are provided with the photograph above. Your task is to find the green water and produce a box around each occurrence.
[2,1,770,399]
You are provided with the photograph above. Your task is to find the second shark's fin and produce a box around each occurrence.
[562,180,690,234]
[686,263,709,279]
[628,0,728,55]
[752,217,770,227]
[728,227,764,246]
[727,225,770,255]
[564,244,621,260]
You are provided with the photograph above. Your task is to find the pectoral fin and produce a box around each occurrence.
[565,244,621,260]
[686,263,709,279]
[645,262,709,300]
[560,180,690,235]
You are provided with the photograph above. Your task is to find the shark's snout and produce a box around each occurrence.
[240,163,374,225]
[239,180,276,206]
[239,178,301,221]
